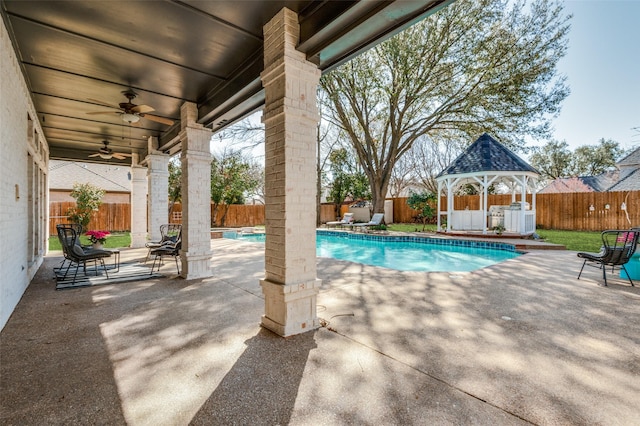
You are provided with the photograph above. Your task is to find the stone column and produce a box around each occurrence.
[179,102,213,279]
[130,164,148,248]
[146,137,170,243]
[259,8,321,337]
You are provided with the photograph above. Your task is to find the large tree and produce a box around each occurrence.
[327,148,371,218]
[403,133,468,194]
[210,150,261,226]
[528,139,573,180]
[167,158,182,216]
[320,0,570,212]
[571,138,625,176]
[530,137,625,181]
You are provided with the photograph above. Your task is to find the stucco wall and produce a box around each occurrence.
[1,18,49,331]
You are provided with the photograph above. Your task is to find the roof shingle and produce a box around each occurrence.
[437,133,539,177]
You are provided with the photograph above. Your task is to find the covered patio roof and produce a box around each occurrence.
[1,0,452,164]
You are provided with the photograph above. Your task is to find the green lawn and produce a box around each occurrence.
[535,229,602,252]
[49,232,131,251]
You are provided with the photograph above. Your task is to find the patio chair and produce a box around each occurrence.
[54,223,93,272]
[149,238,182,275]
[350,213,385,232]
[144,224,182,262]
[577,229,640,286]
[56,225,113,284]
[326,212,354,228]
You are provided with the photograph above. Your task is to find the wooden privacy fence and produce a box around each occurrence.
[392,191,640,230]
[533,191,639,230]
[169,203,266,227]
[50,191,639,235]
[49,202,130,235]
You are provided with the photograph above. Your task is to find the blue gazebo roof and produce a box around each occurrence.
[437,133,539,178]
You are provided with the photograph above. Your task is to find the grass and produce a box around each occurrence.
[388,223,439,233]
[535,229,602,252]
[49,232,131,251]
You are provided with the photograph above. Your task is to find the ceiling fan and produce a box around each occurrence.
[88,141,131,160]
[86,90,174,126]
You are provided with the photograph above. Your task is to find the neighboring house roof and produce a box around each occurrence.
[437,133,539,177]
[538,171,619,194]
[608,168,640,191]
[617,147,640,168]
[49,160,131,192]
[540,146,640,193]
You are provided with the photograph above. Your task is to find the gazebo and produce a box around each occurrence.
[436,133,540,236]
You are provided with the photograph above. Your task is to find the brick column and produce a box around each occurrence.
[130,164,148,248]
[260,8,321,337]
[179,102,213,279]
[146,145,169,243]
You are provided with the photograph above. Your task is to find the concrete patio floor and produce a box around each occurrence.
[1,237,639,425]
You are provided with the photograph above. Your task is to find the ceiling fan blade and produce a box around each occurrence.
[131,104,155,114]
[88,153,100,157]
[141,114,174,125]
[86,111,121,115]
[87,98,120,109]
[112,153,127,160]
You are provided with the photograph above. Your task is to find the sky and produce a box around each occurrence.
[550,0,640,151]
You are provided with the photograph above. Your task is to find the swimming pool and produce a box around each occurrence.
[223,230,521,272]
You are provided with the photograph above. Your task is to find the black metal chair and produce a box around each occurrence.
[577,229,640,286]
[54,223,93,272]
[56,225,113,284]
[149,238,181,275]
[144,224,182,263]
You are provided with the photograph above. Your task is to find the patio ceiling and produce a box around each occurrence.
[1,0,451,164]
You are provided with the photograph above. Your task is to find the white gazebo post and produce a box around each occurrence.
[447,178,454,232]
[520,175,527,234]
[482,174,488,234]
[437,180,442,230]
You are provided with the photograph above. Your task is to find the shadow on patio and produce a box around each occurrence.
[2,240,640,425]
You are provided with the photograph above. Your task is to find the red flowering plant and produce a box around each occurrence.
[85,230,110,245]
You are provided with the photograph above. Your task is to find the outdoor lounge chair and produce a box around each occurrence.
[350,213,385,232]
[577,229,640,286]
[326,212,354,228]
[144,224,182,262]
[56,225,113,284]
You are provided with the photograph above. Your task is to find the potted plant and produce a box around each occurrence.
[492,224,505,235]
[85,230,110,249]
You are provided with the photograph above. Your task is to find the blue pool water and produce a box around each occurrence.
[223,230,521,272]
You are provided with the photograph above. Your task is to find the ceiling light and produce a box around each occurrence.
[122,113,140,123]
[98,153,113,160]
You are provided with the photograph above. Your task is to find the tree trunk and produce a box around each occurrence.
[219,205,229,227]
[211,204,219,227]
[370,177,388,220]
